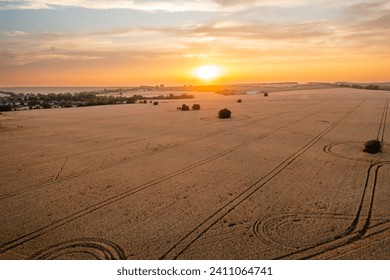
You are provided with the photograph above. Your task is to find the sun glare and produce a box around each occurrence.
[195,65,221,81]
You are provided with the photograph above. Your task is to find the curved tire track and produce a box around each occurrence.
[275,161,386,259]
[29,237,126,260]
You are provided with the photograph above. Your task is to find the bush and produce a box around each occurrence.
[177,106,182,110]
[153,101,159,105]
[363,139,382,154]
[192,104,201,110]
[218,108,231,119]
[143,100,148,104]
[181,104,190,111]
[264,92,269,97]
[237,99,242,103]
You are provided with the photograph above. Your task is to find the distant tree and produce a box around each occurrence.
[42,102,52,109]
[192,104,201,110]
[237,99,242,103]
[0,105,12,112]
[27,100,39,107]
[153,101,159,105]
[364,84,380,90]
[181,104,190,111]
[218,108,231,119]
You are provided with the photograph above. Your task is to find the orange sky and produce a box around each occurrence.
[1,1,389,86]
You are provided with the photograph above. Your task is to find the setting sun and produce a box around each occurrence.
[195,65,221,81]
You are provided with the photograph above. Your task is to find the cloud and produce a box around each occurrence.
[0,49,102,65]
[214,0,260,6]
[4,30,29,36]
[1,1,389,70]
[0,0,342,11]
[0,0,219,12]
[342,1,390,16]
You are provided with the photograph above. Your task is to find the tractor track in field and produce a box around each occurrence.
[377,99,389,143]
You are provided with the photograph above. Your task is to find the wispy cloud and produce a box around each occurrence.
[0,0,219,11]
[4,30,29,36]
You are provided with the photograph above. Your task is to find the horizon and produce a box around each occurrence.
[1,0,389,86]
[2,81,390,89]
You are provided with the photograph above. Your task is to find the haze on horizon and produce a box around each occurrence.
[0,0,389,86]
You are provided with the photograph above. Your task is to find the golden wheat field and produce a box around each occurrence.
[0,88,389,260]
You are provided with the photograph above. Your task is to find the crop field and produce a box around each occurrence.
[0,88,389,259]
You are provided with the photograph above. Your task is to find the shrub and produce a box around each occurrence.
[150,100,153,103]
[143,100,148,104]
[363,139,382,154]
[237,99,242,103]
[177,106,182,110]
[153,101,159,105]
[181,104,190,111]
[264,92,269,97]
[192,104,201,110]
[218,108,231,119]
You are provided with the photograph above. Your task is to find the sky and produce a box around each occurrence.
[0,0,389,86]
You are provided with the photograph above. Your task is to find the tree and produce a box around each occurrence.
[218,108,231,119]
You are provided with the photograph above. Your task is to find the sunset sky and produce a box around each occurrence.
[1,0,389,86]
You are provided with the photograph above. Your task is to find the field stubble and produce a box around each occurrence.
[0,88,389,259]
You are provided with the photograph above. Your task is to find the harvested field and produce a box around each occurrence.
[0,88,389,260]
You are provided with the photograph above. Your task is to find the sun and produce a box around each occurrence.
[195,65,221,81]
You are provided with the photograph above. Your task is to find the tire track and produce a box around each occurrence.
[29,238,126,260]
[0,143,180,200]
[253,212,355,249]
[276,161,385,259]
[323,99,390,163]
[0,100,323,200]
[54,156,68,181]
[159,101,364,260]
[320,219,390,259]
[377,99,389,143]
[0,100,335,254]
